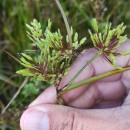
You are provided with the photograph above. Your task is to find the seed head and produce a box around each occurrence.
[89,19,129,69]
[16,19,87,85]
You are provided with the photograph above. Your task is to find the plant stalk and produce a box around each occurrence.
[57,66,130,97]
[63,53,100,89]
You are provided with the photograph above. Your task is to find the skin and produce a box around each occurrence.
[20,40,130,130]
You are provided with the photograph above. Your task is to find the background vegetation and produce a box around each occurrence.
[0,0,130,129]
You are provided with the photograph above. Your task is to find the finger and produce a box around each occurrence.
[68,80,125,108]
[29,81,125,108]
[122,52,130,107]
[121,48,130,106]
[121,51,130,93]
[20,104,128,130]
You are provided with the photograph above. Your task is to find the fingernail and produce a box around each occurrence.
[20,109,49,130]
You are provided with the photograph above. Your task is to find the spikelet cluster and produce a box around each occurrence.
[17,19,86,85]
[89,19,129,68]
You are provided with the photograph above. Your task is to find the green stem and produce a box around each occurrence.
[58,66,130,97]
[64,53,100,88]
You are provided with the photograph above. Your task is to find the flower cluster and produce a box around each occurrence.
[16,19,86,85]
[17,18,129,87]
[89,19,129,68]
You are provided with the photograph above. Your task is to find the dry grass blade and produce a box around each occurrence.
[55,0,72,47]
[2,50,20,63]
[1,77,29,115]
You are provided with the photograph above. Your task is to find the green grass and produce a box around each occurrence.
[0,0,130,129]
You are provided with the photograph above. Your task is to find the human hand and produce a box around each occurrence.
[20,40,130,130]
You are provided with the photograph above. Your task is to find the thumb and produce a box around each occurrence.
[20,104,124,130]
[20,105,80,130]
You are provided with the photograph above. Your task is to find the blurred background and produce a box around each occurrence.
[0,0,130,129]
